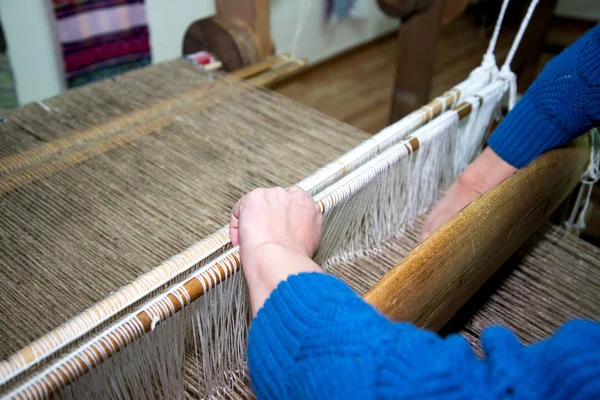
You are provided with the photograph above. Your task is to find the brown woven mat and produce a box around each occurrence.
[0,60,368,358]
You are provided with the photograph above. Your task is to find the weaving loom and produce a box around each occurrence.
[1,1,599,399]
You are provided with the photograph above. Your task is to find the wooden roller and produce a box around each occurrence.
[183,0,274,71]
[365,136,590,331]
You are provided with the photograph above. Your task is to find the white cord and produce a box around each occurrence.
[36,100,51,112]
[497,0,540,110]
[471,0,513,80]
[482,0,511,68]
[501,0,540,70]
[289,0,312,58]
[565,128,600,234]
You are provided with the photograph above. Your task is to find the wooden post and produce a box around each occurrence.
[215,0,272,60]
[389,0,444,122]
[364,137,589,331]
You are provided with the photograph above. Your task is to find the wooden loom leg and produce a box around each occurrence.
[364,137,589,331]
[389,0,444,122]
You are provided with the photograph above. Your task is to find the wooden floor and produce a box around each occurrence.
[274,14,589,134]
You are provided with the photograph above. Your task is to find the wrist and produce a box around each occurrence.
[240,242,323,316]
[459,147,517,195]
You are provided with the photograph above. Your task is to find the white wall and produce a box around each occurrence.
[0,0,65,105]
[271,0,397,63]
[556,0,600,21]
[2,0,397,106]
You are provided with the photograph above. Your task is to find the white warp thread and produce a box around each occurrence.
[499,0,540,110]
[315,111,459,266]
[565,128,600,234]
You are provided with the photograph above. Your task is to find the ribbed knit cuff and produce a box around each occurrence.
[487,94,567,169]
[247,272,357,399]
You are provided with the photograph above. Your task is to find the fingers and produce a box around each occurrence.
[418,227,431,243]
[229,197,243,246]
[231,186,321,249]
[314,201,322,216]
[288,185,319,214]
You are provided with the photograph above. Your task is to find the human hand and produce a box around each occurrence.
[230,186,322,257]
[420,147,517,241]
[230,186,323,315]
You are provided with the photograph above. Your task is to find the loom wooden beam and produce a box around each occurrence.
[232,55,308,88]
[183,0,273,71]
[387,0,444,123]
[364,136,589,331]
[380,0,470,122]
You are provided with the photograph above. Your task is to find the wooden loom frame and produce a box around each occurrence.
[1,2,593,394]
[2,67,590,397]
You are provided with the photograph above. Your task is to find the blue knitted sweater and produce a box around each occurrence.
[489,24,600,167]
[247,27,600,399]
[249,274,600,399]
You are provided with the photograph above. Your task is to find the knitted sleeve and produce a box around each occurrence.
[488,25,600,168]
[247,272,600,399]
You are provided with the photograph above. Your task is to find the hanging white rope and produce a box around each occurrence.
[470,0,511,82]
[499,0,540,110]
[289,0,313,58]
[501,0,540,70]
[565,128,600,234]
[482,0,512,69]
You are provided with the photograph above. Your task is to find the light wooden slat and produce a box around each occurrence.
[364,136,590,331]
[231,55,288,80]
[247,60,307,88]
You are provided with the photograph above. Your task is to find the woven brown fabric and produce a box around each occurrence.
[0,60,368,358]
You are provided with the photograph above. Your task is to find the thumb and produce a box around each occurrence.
[230,198,243,246]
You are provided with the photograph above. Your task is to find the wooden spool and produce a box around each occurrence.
[182,0,274,72]
[183,17,261,72]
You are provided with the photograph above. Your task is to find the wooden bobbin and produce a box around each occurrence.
[183,17,261,72]
[182,0,274,72]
